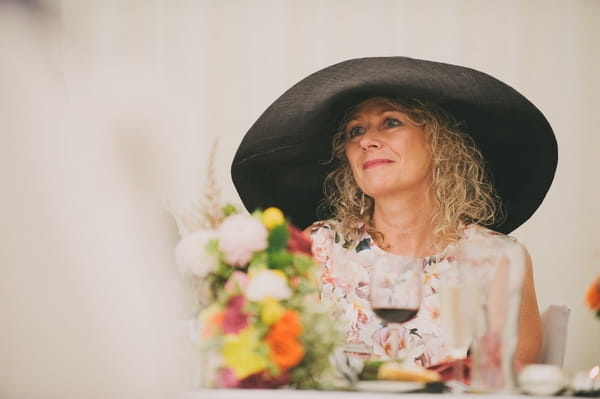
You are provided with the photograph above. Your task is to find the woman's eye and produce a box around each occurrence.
[346,126,365,139]
[383,118,402,128]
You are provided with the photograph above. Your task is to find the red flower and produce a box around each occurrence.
[287,225,312,255]
[238,370,291,388]
[222,295,249,334]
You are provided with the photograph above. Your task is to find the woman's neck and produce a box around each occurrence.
[371,192,437,257]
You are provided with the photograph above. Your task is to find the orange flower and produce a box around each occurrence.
[266,332,305,371]
[265,310,305,371]
[202,311,225,338]
[268,310,302,338]
[585,276,600,311]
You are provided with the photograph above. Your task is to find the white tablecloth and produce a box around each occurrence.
[182,389,569,399]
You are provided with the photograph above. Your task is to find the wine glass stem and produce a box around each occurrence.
[390,324,400,361]
[454,357,464,384]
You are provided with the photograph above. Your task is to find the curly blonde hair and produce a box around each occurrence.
[319,97,503,249]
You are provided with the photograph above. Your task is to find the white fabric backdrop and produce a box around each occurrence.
[1,1,598,395]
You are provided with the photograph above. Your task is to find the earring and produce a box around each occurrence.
[359,192,365,216]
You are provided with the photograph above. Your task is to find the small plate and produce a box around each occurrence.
[352,380,425,393]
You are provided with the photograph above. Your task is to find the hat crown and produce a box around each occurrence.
[232,56,557,232]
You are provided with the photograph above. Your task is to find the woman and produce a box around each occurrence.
[231,57,557,368]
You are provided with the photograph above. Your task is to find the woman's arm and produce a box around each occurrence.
[515,249,542,365]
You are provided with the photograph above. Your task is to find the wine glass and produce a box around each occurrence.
[370,256,423,362]
[439,240,491,392]
[439,267,479,392]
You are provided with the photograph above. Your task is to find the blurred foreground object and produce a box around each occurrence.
[585,277,600,321]
[458,237,527,393]
[173,206,340,389]
[0,1,185,398]
[518,364,569,396]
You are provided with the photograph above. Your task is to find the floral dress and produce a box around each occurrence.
[309,220,519,368]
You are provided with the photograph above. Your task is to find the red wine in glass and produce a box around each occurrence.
[372,308,419,324]
[370,256,423,361]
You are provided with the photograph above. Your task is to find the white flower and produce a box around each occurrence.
[217,214,268,266]
[175,230,217,277]
[245,270,291,301]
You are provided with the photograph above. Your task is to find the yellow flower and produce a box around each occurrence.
[262,207,285,230]
[260,297,285,325]
[222,327,268,379]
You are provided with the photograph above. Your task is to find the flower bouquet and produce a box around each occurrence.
[175,205,340,389]
[585,276,600,321]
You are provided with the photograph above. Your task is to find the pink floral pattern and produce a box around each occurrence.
[309,220,517,368]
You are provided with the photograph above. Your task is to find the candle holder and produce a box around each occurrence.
[518,364,569,396]
[571,366,600,397]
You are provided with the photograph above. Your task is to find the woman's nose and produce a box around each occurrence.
[359,129,381,150]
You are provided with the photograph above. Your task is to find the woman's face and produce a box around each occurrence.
[343,97,433,200]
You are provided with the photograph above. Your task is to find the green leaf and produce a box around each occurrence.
[269,250,293,269]
[294,279,317,296]
[268,223,289,252]
[290,308,342,389]
[245,301,262,320]
[222,203,238,216]
[204,239,219,254]
[212,261,232,279]
[249,251,269,269]
[360,360,385,380]
[247,263,268,276]
[251,208,263,219]
[292,255,314,274]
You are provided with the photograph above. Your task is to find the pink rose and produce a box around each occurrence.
[222,295,249,334]
[217,214,268,266]
[216,368,239,388]
[224,271,249,294]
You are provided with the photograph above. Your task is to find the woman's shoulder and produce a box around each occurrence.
[307,219,341,234]
[304,219,339,246]
[460,223,523,248]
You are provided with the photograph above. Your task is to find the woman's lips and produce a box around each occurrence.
[362,159,393,170]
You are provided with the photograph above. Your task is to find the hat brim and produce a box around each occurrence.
[232,57,557,233]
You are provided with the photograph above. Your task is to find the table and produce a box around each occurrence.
[181,389,571,399]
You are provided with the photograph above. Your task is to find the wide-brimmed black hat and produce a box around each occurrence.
[231,56,557,233]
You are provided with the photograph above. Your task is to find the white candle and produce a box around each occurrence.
[572,365,600,392]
